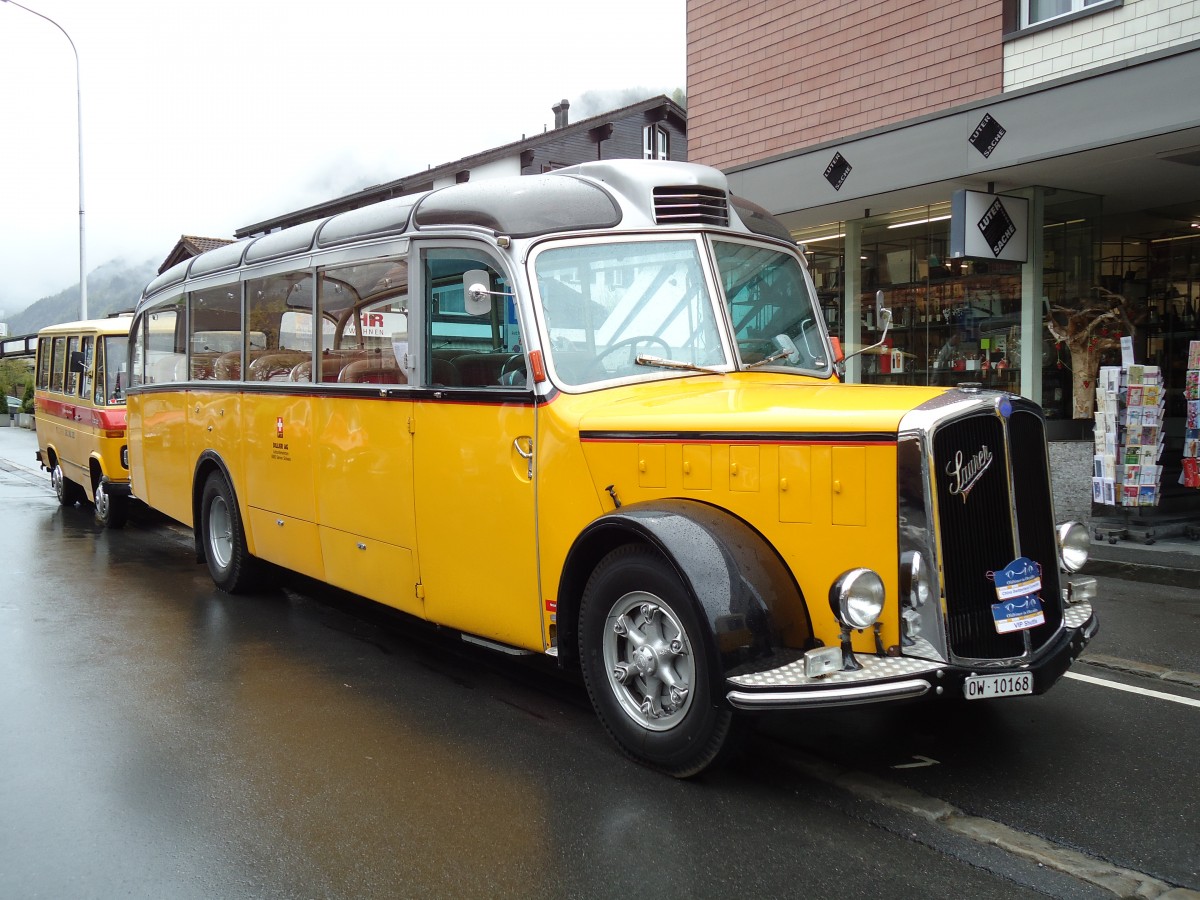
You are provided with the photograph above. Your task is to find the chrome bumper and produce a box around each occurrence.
[725,601,1096,711]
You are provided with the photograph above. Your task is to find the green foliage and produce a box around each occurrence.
[1,358,33,415]
[22,381,34,414]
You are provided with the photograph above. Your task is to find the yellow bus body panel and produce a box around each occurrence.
[535,374,944,653]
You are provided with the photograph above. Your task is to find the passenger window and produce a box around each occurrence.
[50,337,66,392]
[65,337,80,395]
[245,272,314,382]
[316,257,409,386]
[145,297,186,384]
[37,338,52,389]
[423,248,525,388]
[80,336,95,400]
[191,285,242,381]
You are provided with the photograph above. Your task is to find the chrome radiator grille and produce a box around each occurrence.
[931,405,1062,661]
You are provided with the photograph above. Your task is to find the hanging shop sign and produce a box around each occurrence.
[950,189,1029,263]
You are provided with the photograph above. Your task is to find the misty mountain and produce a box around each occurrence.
[5,258,158,337]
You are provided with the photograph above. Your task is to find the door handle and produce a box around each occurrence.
[513,436,534,480]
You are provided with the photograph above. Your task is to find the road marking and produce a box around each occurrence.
[892,755,939,769]
[1064,671,1200,708]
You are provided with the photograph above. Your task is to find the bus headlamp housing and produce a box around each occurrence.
[829,568,885,629]
[1057,521,1090,573]
[900,551,932,609]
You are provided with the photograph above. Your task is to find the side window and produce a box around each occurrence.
[65,336,80,395]
[80,336,95,401]
[102,336,128,404]
[316,256,409,386]
[36,338,52,389]
[245,271,314,382]
[50,337,66,392]
[190,285,242,380]
[145,296,187,384]
[422,248,525,389]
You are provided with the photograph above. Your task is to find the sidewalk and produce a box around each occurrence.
[1,419,1196,584]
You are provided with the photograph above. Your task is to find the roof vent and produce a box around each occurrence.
[653,185,729,227]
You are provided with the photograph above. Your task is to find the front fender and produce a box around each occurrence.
[557,499,811,685]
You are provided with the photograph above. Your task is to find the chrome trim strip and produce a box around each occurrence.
[727,679,931,710]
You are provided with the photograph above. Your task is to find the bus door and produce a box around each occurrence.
[410,246,542,649]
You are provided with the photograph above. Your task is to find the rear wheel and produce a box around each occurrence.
[579,544,738,778]
[199,471,262,593]
[94,480,127,529]
[52,463,84,508]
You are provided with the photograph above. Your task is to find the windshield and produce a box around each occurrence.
[714,239,829,373]
[533,239,727,388]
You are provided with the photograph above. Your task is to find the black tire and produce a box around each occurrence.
[199,471,262,593]
[93,480,128,529]
[52,463,85,508]
[578,544,739,778]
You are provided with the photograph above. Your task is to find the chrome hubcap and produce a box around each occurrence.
[603,592,695,731]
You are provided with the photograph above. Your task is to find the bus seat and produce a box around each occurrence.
[453,352,518,386]
[249,351,309,382]
[213,351,242,380]
[189,352,220,380]
[337,358,407,385]
[431,357,461,387]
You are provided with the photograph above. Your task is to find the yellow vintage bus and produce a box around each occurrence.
[126,160,1097,776]
[35,316,133,527]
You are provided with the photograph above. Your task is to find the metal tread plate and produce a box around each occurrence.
[726,651,943,689]
[1062,601,1093,630]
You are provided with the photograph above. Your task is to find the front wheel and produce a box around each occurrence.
[93,480,128,529]
[199,471,262,593]
[578,544,739,777]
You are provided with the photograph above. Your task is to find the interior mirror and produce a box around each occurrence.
[772,333,802,364]
[463,270,494,317]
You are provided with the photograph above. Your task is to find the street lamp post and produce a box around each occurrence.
[2,0,87,320]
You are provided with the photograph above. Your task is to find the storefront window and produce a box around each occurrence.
[798,191,1103,421]
[866,205,1020,393]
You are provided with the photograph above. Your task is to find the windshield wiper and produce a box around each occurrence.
[635,355,725,375]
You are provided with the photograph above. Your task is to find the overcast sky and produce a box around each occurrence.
[0,0,685,314]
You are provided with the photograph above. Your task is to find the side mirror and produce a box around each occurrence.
[69,351,88,374]
[463,269,496,317]
[875,290,892,333]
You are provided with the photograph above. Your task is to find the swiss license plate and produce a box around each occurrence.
[963,672,1033,700]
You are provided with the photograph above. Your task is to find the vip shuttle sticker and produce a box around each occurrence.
[988,556,1046,634]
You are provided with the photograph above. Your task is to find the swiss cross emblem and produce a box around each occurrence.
[276,416,284,438]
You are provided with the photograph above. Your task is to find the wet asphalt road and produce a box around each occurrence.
[1,425,1197,899]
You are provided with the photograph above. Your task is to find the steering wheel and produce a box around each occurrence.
[583,336,672,380]
[498,353,527,386]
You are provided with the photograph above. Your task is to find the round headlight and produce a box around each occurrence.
[830,568,885,629]
[1058,521,1090,573]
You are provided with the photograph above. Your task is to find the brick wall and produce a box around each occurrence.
[1004,0,1200,90]
[687,0,1005,169]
